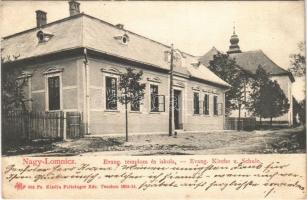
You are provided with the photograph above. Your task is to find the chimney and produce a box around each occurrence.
[116,24,124,29]
[36,10,47,27]
[69,0,80,16]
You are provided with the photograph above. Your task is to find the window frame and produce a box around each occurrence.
[44,72,63,112]
[203,93,210,115]
[193,92,200,115]
[150,84,159,112]
[130,94,141,112]
[213,95,218,116]
[122,35,129,44]
[105,76,118,111]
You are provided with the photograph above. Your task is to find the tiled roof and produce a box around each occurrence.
[2,13,230,88]
[198,46,220,67]
[199,47,294,82]
[229,50,289,75]
[2,16,83,62]
[82,15,170,70]
[189,63,231,87]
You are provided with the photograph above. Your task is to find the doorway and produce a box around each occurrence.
[174,90,182,130]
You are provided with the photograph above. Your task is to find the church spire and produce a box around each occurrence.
[227,24,242,54]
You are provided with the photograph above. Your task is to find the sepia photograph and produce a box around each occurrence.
[1,1,306,199]
[1,1,305,157]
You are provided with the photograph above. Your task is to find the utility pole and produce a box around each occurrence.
[83,48,90,135]
[169,44,174,136]
[125,88,128,142]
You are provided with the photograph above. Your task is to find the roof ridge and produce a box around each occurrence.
[239,49,262,53]
[82,14,170,48]
[2,12,196,58]
[2,13,84,40]
[81,14,196,58]
[198,46,221,57]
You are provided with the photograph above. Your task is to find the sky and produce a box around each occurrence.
[1,1,305,100]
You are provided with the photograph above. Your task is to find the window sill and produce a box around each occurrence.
[130,111,142,114]
[104,109,120,113]
[193,114,201,116]
[149,111,161,114]
[46,110,62,112]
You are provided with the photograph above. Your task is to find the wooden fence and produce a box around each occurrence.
[66,112,83,139]
[225,117,256,131]
[2,110,83,141]
[256,120,290,129]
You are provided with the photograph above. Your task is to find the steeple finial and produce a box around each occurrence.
[233,22,236,34]
[227,24,241,54]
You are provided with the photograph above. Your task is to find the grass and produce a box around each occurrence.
[2,138,60,156]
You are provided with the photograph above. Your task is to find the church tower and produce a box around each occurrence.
[227,26,242,54]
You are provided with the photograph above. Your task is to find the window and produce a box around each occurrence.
[173,50,183,68]
[36,30,54,43]
[193,92,200,114]
[214,96,218,115]
[37,31,44,42]
[48,76,60,110]
[114,34,129,45]
[150,85,159,112]
[203,94,209,115]
[44,67,63,111]
[122,35,128,44]
[106,77,117,110]
[164,51,171,62]
[131,95,140,112]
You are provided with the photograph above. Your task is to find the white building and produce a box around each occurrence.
[199,29,295,126]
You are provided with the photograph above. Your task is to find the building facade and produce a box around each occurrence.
[2,1,230,136]
[199,29,295,126]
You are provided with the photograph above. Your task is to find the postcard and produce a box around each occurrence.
[1,1,306,199]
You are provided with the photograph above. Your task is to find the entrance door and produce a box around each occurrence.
[174,90,182,129]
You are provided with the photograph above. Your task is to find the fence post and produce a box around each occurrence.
[56,112,59,138]
[63,111,67,140]
[25,111,29,140]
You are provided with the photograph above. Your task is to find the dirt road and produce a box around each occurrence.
[3,127,305,156]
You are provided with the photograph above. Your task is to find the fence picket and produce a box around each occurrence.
[2,110,82,141]
[225,117,256,131]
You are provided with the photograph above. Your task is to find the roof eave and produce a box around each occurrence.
[1,46,84,66]
[190,75,231,90]
[271,72,295,83]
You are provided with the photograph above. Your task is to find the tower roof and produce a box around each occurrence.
[199,48,295,82]
[227,26,242,54]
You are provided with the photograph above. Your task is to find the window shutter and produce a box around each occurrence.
[150,85,159,112]
[158,95,165,112]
